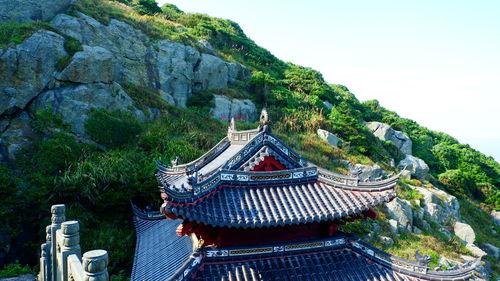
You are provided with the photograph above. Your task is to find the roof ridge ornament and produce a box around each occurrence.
[258,108,269,130]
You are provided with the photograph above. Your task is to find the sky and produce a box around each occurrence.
[158,0,500,161]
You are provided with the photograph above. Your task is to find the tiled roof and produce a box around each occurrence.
[192,248,407,281]
[166,236,479,281]
[131,214,193,281]
[165,181,396,228]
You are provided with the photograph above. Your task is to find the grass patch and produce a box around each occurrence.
[85,110,143,149]
[55,56,72,71]
[121,82,171,110]
[0,21,54,49]
[0,262,33,278]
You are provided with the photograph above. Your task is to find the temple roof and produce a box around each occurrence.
[130,208,479,281]
[165,181,396,228]
[131,205,193,281]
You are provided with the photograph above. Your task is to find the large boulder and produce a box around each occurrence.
[29,83,144,135]
[366,122,412,155]
[383,198,413,232]
[211,95,257,123]
[0,31,66,115]
[466,244,487,257]
[50,13,247,108]
[0,0,73,23]
[411,185,460,224]
[57,46,116,83]
[317,129,341,146]
[398,155,429,180]
[454,222,475,244]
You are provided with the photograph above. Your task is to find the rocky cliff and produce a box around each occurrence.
[0,4,256,164]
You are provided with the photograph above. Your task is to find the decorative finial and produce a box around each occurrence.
[259,108,269,128]
[170,156,178,167]
[229,117,235,131]
[415,249,431,266]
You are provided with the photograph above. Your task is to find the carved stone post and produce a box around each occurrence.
[57,221,81,281]
[51,204,66,281]
[39,242,50,281]
[83,250,109,281]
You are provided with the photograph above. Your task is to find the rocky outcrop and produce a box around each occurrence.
[491,210,500,226]
[210,95,257,123]
[398,155,429,180]
[50,13,247,107]
[29,83,144,135]
[482,243,499,259]
[383,198,413,232]
[0,0,73,23]
[379,236,394,247]
[454,222,475,244]
[0,30,67,115]
[56,46,116,84]
[366,122,412,155]
[411,185,460,225]
[317,129,341,146]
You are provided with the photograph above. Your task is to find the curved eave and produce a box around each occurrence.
[164,181,397,229]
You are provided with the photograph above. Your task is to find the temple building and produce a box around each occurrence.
[132,110,479,281]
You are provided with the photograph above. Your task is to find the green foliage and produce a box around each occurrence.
[85,111,143,149]
[160,3,184,20]
[132,0,161,16]
[55,56,72,71]
[30,109,71,134]
[0,262,33,277]
[0,21,54,49]
[284,64,338,104]
[121,82,170,110]
[64,37,83,56]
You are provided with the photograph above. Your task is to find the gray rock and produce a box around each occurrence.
[384,198,413,231]
[401,170,412,179]
[51,13,246,107]
[421,220,432,232]
[0,0,73,23]
[29,83,144,135]
[398,155,429,180]
[197,39,217,55]
[466,243,487,257]
[211,95,257,123]
[481,243,499,259]
[439,228,452,240]
[366,122,412,155]
[454,222,475,244]
[379,236,394,247]
[388,219,399,233]
[317,129,341,146]
[0,31,66,115]
[413,226,422,234]
[438,256,457,269]
[0,112,36,164]
[352,164,385,181]
[411,185,460,225]
[0,274,36,281]
[57,46,116,83]
[491,210,500,226]
[323,101,334,110]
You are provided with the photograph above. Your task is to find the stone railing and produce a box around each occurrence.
[39,204,109,281]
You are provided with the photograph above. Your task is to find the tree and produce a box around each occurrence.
[133,0,161,16]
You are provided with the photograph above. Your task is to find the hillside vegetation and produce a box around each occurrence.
[0,0,498,280]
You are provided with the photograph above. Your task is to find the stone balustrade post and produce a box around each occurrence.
[39,242,50,281]
[57,221,81,281]
[83,250,109,281]
[51,204,66,281]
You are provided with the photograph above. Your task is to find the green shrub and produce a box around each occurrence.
[85,110,143,149]
[132,0,161,16]
[160,3,184,20]
[0,262,33,278]
[122,82,170,110]
[55,56,72,71]
[64,37,83,55]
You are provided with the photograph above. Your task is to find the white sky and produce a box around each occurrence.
[158,0,500,161]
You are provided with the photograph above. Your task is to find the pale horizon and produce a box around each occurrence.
[158,0,500,161]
